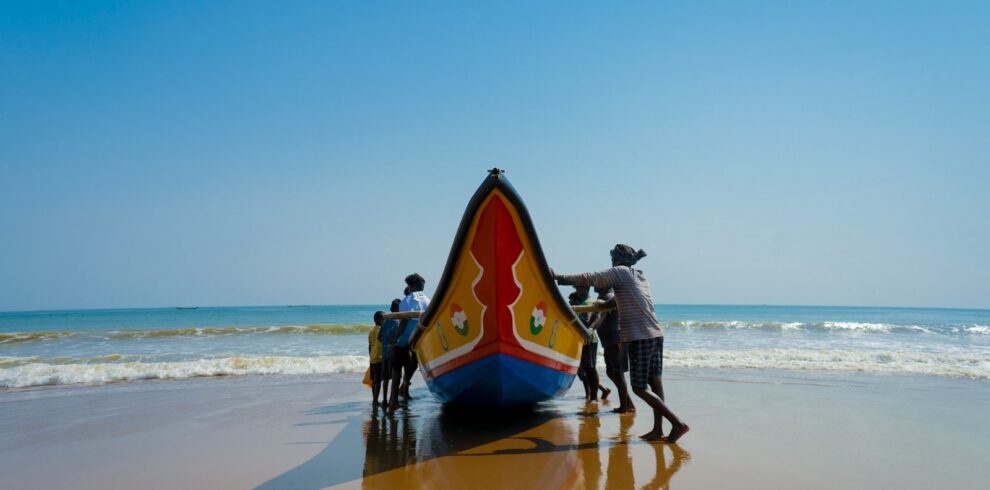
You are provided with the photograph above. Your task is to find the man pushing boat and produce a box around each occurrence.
[387,273,431,415]
[553,244,690,443]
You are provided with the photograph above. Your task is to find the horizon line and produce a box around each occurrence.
[2,302,989,315]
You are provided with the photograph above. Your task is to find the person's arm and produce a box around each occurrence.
[588,312,605,330]
[395,319,409,343]
[554,268,619,289]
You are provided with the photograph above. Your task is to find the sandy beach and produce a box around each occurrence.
[3,369,988,489]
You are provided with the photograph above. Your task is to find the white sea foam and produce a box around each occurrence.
[663,349,990,379]
[0,355,369,389]
[667,320,936,334]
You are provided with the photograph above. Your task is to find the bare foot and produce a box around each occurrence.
[612,406,636,414]
[600,386,611,400]
[640,430,665,442]
[665,423,690,443]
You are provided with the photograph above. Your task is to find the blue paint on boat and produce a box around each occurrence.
[424,353,576,407]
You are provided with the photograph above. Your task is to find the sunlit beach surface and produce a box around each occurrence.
[2,369,988,489]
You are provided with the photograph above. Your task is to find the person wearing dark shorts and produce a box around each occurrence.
[554,244,690,443]
[387,273,431,416]
[379,299,401,407]
[591,286,633,413]
[572,287,611,403]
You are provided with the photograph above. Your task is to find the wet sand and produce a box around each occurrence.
[2,370,989,489]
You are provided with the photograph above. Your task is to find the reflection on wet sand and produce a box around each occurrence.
[257,391,690,489]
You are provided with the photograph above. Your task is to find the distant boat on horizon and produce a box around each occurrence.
[174,306,199,310]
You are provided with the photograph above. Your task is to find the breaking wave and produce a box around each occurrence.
[0,355,369,389]
[4,347,989,389]
[664,349,990,379]
[665,321,990,335]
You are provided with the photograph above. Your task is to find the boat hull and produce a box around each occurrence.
[424,352,575,407]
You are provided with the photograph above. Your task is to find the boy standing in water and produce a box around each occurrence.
[369,311,385,406]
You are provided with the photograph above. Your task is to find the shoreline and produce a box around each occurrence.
[3,369,988,488]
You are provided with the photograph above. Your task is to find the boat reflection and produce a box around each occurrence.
[256,396,689,489]
[358,402,690,489]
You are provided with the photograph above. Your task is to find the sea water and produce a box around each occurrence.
[1,305,988,389]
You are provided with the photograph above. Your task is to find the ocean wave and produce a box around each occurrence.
[0,354,144,368]
[0,331,77,344]
[665,320,942,334]
[663,349,990,379]
[958,325,990,335]
[0,324,372,344]
[106,324,373,338]
[0,355,369,389]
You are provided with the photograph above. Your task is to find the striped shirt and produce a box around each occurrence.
[557,266,663,342]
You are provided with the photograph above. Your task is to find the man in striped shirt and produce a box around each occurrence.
[553,244,690,443]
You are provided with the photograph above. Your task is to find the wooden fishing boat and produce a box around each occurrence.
[409,169,592,407]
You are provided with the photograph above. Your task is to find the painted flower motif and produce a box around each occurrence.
[450,304,469,336]
[452,310,467,328]
[529,301,547,335]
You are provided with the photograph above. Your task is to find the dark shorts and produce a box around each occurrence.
[370,362,383,382]
[392,346,411,373]
[580,342,598,370]
[598,330,618,349]
[628,337,663,390]
[603,342,629,374]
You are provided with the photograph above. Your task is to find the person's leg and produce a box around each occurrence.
[645,337,668,434]
[381,358,391,406]
[371,362,382,405]
[592,342,610,400]
[387,367,402,413]
[577,346,590,401]
[587,343,601,402]
[401,352,418,399]
[387,348,408,415]
[647,337,665,401]
[629,338,688,442]
[619,342,635,411]
[605,343,633,413]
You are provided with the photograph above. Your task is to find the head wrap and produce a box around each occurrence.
[610,244,647,266]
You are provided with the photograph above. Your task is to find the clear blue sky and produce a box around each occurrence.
[2,1,988,311]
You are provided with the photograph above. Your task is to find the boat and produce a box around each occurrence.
[409,168,592,407]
